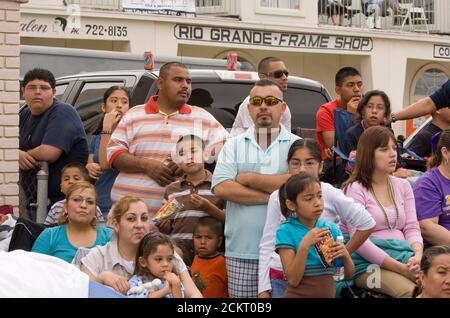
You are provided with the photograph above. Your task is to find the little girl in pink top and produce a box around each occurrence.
[342,126,423,298]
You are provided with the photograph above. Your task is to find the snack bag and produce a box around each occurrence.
[152,198,183,222]
[314,228,334,267]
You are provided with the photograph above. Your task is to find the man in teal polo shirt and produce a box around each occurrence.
[212,79,300,298]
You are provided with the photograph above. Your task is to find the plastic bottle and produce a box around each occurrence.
[333,236,345,281]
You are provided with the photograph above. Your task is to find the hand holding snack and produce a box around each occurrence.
[152,198,183,222]
[329,241,348,262]
[300,228,329,249]
[314,228,335,267]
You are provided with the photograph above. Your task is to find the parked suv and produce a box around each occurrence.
[50,69,331,141]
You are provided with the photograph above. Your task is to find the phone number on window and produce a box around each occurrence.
[85,24,128,37]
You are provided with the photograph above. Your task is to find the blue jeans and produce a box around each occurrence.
[270,278,287,298]
[88,280,125,298]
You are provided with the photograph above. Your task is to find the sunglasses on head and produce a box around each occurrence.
[269,70,289,79]
[249,96,283,107]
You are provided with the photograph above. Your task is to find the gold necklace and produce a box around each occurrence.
[370,177,400,230]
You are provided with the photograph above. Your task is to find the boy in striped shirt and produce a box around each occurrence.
[156,134,225,249]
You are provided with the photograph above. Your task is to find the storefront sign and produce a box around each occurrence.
[123,0,196,17]
[434,45,450,60]
[20,16,128,39]
[174,24,373,52]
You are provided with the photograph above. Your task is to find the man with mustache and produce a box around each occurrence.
[212,80,299,298]
[19,68,88,210]
[315,67,363,183]
[107,62,229,216]
[231,56,291,137]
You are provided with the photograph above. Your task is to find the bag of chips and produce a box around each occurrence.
[152,198,183,223]
[314,228,335,267]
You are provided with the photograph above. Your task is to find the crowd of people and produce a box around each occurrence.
[1,57,449,298]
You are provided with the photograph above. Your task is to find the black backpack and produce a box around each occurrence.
[8,218,48,252]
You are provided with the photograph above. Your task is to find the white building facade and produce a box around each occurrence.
[18,0,450,137]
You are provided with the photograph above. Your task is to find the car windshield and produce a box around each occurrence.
[190,82,252,113]
[189,82,328,129]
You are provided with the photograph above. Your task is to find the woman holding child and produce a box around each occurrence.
[80,196,202,297]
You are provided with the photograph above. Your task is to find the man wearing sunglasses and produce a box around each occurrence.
[213,80,299,298]
[231,57,292,136]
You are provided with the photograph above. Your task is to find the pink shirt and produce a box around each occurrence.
[342,176,423,265]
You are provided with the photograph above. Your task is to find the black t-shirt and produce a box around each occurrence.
[408,122,442,158]
[343,122,364,156]
[430,79,450,110]
[19,99,88,205]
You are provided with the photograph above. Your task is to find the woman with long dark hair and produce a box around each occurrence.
[342,126,423,297]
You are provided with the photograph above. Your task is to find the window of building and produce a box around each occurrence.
[407,66,449,135]
[195,0,223,7]
[260,0,300,10]
[256,0,303,17]
[413,67,448,97]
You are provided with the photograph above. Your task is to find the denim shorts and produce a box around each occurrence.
[270,278,287,298]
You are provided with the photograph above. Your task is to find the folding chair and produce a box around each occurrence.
[330,108,356,187]
[392,2,429,33]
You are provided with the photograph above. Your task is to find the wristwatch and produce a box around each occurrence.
[390,113,397,123]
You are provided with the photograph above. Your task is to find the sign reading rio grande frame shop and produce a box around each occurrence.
[175,24,373,52]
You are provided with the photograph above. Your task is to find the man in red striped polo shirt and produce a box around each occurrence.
[107,62,229,216]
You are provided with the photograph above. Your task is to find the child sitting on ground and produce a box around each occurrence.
[44,163,104,226]
[127,232,183,298]
[190,216,228,298]
[156,134,225,247]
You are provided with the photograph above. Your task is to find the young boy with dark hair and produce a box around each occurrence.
[191,216,228,298]
[173,238,195,268]
[156,134,225,246]
[44,162,104,225]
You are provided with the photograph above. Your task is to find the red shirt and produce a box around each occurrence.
[315,99,341,159]
[191,254,228,298]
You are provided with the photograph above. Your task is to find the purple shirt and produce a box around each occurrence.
[413,167,450,232]
[342,176,422,265]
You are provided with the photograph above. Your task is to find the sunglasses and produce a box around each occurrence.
[268,70,289,79]
[249,96,283,107]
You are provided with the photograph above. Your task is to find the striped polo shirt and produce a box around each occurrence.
[107,96,229,214]
[157,170,224,242]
